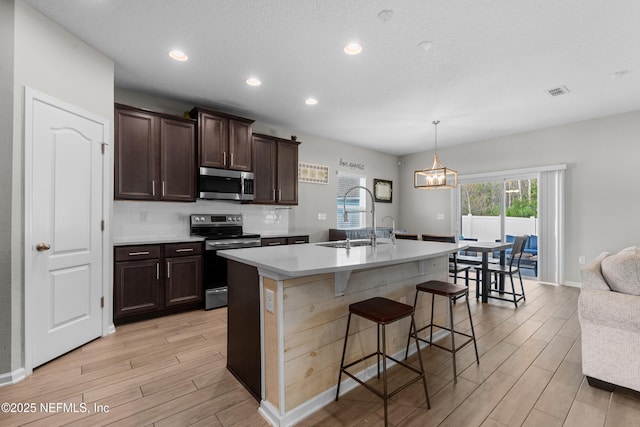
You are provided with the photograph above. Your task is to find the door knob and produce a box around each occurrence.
[36,243,51,252]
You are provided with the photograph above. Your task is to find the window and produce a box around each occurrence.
[337,172,366,229]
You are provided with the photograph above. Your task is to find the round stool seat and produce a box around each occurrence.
[349,297,414,324]
[416,280,468,298]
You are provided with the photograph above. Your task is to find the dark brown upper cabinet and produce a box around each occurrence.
[115,104,196,202]
[252,134,300,205]
[189,107,254,171]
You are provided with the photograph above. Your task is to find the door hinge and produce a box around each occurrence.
[101,220,105,231]
[101,143,106,154]
[100,296,104,308]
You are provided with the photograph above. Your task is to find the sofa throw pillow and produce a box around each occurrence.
[601,246,640,295]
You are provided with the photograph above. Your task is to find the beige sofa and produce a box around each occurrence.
[578,247,640,392]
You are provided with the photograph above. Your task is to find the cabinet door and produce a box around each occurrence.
[114,107,158,200]
[252,135,277,203]
[160,118,196,201]
[165,255,202,307]
[114,259,162,320]
[228,119,252,171]
[277,140,299,205]
[199,112,228,168]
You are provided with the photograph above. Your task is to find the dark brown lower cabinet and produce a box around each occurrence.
[114,258,163,318]
[114,242,202,325]
[166,255,202,306]
[227,260,261,400]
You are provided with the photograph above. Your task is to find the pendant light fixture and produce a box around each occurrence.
[414,120,458,189]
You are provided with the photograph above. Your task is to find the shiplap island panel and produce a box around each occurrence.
[218,239,466,426]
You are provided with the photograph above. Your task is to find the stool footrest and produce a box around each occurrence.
[340,351,425,400]
[412,324,475,353]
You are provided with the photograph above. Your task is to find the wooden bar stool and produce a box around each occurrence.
[405,280,479,383]
[336,297,430,426]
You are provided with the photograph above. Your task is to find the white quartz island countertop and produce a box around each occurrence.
[218,239,468,277]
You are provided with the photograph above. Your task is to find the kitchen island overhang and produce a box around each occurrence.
[218,239,467,426]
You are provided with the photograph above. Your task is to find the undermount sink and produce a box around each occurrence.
[316,239,387,248]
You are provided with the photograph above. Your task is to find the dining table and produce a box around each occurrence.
[464,241,513,303]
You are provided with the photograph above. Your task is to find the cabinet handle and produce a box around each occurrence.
[268,242,282,246]
[176,248,194,253]
[230,152,234,166]
[272,189,276,200]
[152,181,156,196]
[162,181,165,197]
[128,251,150,256]
[156,263,159,280]
[223,152,227,166]
[167,261,170,279]
[278,189,282,201]
[294,240,306,244]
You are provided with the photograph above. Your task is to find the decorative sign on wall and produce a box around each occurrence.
[338,158,365,170]
[374,179,393,203]
[299,162,329,184]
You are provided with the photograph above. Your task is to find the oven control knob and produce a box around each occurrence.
[236,216,241,222]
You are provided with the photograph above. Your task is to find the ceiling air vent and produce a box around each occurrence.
[546,85,570,97]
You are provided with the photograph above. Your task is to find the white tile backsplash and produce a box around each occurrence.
[113,200,289,240]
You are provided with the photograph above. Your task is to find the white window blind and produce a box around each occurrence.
[337,172,366,229]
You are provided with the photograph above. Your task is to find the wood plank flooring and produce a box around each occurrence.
[1,280,639,426]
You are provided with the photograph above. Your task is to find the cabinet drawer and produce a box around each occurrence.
[261,237,287,247]
[164,242,203,257]
[115,245,161,262]
[287,236,309,245]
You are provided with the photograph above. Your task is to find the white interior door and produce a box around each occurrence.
[27,89,105,368]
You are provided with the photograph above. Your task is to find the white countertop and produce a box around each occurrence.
[218,239,468,277]
[113,235,205,246]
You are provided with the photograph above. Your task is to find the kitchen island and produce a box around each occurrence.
[218,239,466,426]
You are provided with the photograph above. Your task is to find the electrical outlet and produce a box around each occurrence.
[317,213,327,221]
[266,289,275,313]
[436,213,445,220]
[578,256,586,265]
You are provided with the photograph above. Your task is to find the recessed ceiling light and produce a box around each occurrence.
[418,41,433,51]
[168,50,188,61]
[246,77,262,87]
[305,98,318,106]
[343,42,362,55]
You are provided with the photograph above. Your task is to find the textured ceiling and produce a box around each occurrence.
[24,0,640,155]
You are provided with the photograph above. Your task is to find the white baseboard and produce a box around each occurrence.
[0,368,26,388]
[259,330,448,426]
[563,280,582,288]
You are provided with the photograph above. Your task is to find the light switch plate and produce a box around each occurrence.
[436,213,445,220]
[318,213,327,220]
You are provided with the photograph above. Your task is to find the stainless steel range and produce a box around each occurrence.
[190,214,261,309]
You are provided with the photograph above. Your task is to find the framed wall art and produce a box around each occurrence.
[299,162,329,184]
[374,179,392,203]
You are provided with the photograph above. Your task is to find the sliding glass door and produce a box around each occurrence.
[458,175,539,277]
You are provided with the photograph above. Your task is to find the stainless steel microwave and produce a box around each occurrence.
[198,167,255,201]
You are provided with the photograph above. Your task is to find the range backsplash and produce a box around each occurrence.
[113,200,289,240]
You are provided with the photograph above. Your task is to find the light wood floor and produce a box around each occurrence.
[1,280,639,426]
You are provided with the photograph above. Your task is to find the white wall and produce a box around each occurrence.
[399,110,640,283]
[114,88,401,243]
[0,0,16,377]
[1,0,114,380]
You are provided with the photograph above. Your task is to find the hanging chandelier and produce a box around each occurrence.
[414,120,458,189]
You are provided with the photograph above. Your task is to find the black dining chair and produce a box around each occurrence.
[476,234,528,307]
[394,233,419,240]
[421,234,471,292]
